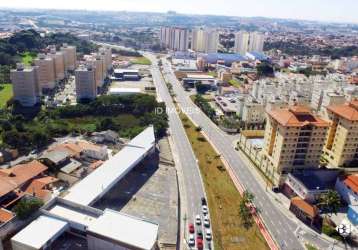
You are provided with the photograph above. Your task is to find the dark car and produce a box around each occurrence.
[197,228,203,239]
[201,197,207,205]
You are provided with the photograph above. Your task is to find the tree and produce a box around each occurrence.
[239,191,255,229]
[318,190,341,215]
[97,118,119,131]
[13,198,44,220]
[32,131,50,149]
[256,62,274,77]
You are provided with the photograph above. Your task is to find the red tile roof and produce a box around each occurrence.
[268,105,330,127]
[0,208,14,223]
[327,101,358,121]
[291,197,319,218]
[343,175,358,194]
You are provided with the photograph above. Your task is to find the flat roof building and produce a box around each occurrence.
[60,43,77,71]
[34,54,56,90]
[10,63,41,107]
[75,64,97,101]
[48,47,65,81]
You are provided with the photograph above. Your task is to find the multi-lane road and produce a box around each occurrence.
[147,54,213,249]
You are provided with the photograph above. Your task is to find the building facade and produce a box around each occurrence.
[160,27,189,51]
[191,28,219,53]
[60,43,77,71]
[75,65,97,101]
[34,54,56,90]
[48,48,65,82]
[234,31,265,54]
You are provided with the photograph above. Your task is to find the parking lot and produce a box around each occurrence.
[93,138,178,248]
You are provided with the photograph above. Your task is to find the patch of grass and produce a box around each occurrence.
[208,71,217,77]
[179,111,269,250]
[131,56,152,65]
[21,52,37,66]
[0,83,12,108]
[305,244,318,250]
[228,78,242,88]
[322,218,343,241]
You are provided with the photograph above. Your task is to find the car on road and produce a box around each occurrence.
[197,228,203,239]
[203,216,210,227]
[202,205,208,214]
[188,223,195,234]
[201,197,207,205]
[197,238,203,250]
[188,234,195,246]
[205,229,212,241]
[195,214,201,225]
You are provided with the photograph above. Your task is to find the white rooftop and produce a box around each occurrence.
[88,209,159,250]
[64,126,155,206]
[49,204,98,227]
[11,215,68,249]
[114,69,139,73]
[109,87,142,94]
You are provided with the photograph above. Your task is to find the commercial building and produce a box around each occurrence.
[324,101,358,168]
[48,47,65,81]
[112,69,140,81]
[75,64,97,101]
[234,31,265,54]
[160,27,189,51]
[261,106,330,186]
[34,54,56,90]
[191,28,219,53]
[10,64,41,107]
[60,43,77,71]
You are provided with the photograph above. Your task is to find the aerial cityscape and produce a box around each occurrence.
[0,1,358,250]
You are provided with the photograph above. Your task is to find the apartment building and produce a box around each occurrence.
[60,43,77,71]
[160,27,189,51]
[99,47,112,71]
[10,64,41,107]
[234,31,265,54]
[191,28,219,53]
[323,101,358,168]
[86,55,104,88]
[98,50,109,78]
[242,99,265,127]
[34,54,56,90]
[262,106,330,186]
[75,65,97,101]
[48,48,65,81]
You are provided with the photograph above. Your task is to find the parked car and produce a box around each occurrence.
[188,223,195,234]
[201,197,207,205]
[205,229,212,241]
[188,234,195,246]
[197,238,203,250]
[195,214,201,225]
[204,216,210,227]
[197,228,203,239]
[202,205,208,214]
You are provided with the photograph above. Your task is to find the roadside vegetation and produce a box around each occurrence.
[191,94,216,121]
[0,94,168,154]
[131,56,152,65]
[228,78,241,88]
[0,83,13,108]
[178,111,269,250]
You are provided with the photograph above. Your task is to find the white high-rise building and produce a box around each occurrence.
[75,64,97,101]
[34,54,56,90]
[60,43,77,71]
[10,64,41,107]
[234,31,265,54]
[191,28,219,53]
[160,27,189,51]
[48,47,65,81]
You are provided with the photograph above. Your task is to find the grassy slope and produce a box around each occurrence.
[131,56,152,65]
[0,83,13,108]
[179,111,269,250]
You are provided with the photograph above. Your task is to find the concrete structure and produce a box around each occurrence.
[191,28,218,53]
[242,99,265,126]
[100,47,112,71]
[60,43,77,71]
[87,55,105,88]
[10,64,41,107]
[108,87,142,95]
[75,64,97,101]
[48,48,65,81]
[323,101,358,168]
[234,31,265,54]
[336,175,358,206]
[113,69,140,81]
[160,27,189,51]
[34,54,56,90]
[261,106,330,186]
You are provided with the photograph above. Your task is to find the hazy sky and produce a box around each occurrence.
[0,0,357,23]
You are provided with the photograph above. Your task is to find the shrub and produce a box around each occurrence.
[14,198,44,220]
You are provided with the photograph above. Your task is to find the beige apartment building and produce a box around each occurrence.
[323,101,358,168]
[87,55,104,88]
[261,106,330,186]
[61,43,77,71]
[48,48,65,81]
[100,47,112,71]
[34,54,56,90]
[98,50,108,78]
[75,65,97,101]
[10,64,41,107]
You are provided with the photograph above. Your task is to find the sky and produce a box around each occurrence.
[0,0,357,24]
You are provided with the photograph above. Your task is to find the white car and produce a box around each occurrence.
[202,205,208,214]
[195,214,201,225]
[204,216,210,227]
[205,229,212,241]
[188,234,195,246]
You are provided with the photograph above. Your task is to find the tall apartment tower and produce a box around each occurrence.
[48,47,65,81]
[101,47,112,71]
[261,106,330,186]
[34,54,56,90]
[234,31,265,54]
[191,28,219,53]
[86,55,104,88]
[10,64,41,107]
[98,50,108,78]
[323,101,358,168]
[60,43,77,71]
[160,27,189,51]
[75,64,97,101]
